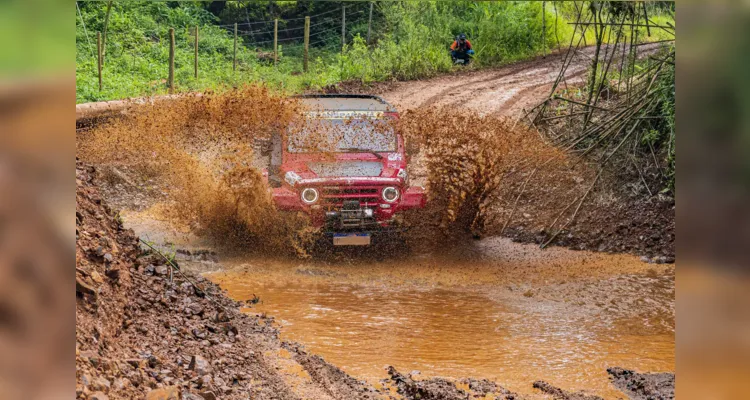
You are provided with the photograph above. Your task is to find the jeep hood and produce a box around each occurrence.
[307,161,383,178]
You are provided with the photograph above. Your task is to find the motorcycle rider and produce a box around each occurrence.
[450,33,474,62]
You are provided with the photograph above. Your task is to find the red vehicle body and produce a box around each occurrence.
[265,95,425,245]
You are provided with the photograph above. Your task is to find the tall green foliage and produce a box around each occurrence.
[336,1,568,83]
[76,1,673,103]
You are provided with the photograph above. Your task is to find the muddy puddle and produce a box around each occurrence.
[205,238,674,399]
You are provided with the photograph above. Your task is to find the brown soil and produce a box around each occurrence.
[607,368,674,400]
[387,367,521,400]
[500,191,675,260]
[532,381,604,400]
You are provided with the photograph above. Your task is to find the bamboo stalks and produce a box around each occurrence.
[515,1,675,249]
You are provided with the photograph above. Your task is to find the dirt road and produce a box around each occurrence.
[359,44,664,118]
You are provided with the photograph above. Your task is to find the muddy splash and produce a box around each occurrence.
[77,86,322,255]
[397,107,589,241]
[78,86,594,256]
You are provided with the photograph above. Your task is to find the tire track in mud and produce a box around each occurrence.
[379,43,665,118]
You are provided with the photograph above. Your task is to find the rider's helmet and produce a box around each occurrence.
[458,33,467,41]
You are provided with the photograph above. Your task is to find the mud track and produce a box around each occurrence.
[332,44,664,119]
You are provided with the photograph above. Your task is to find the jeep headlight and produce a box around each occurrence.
[382,187,399,203]
[301,188,319,204]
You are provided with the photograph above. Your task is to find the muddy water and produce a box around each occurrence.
[208,238,674,398]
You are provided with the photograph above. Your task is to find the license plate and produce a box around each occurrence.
[333,233,371,246]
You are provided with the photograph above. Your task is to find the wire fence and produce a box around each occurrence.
[80,2,374,92]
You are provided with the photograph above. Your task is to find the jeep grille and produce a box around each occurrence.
[319,186,381,206]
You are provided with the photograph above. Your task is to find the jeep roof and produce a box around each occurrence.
[295,94,397,113]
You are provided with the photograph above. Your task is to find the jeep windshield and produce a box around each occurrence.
[287,118,397,154]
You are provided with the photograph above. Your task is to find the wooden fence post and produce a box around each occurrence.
[194,26,199,79]
[273,19,278,65]
[233,23,238,72]
[303,16,310,72]
[97,32,102,91]
[168,28,175,94]
[542,1,547,56]
[341,5,346,51]
[367,2,373,45]
[102,0,113,64]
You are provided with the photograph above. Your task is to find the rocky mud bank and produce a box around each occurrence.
[502,194,675,261]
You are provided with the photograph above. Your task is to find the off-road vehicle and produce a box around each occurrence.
[264,95,425,246]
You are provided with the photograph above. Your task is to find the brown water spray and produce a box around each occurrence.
[78,86,588,254]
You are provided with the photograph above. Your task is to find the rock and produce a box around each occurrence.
[90,271,105,284]
[147,355,161,368]
[80,374,92,387]
[91,376,111,391]
[155,265,169,276]
[112,377,130,391]
[654,256,669,264]
[89,392,109,400]
[145,386,180,400]
[160,369,174,377]
[199,391,217,400]
[214,311,230,323]
[182,392,205,400]
[145,264,156,275]
[79,350,98,362]
[180,282,195,295]
[95,246,106,257]
[192,329,207,340]
[187,303,204,316]
[105,268,121,280]
[188,355,212,376]
[76,277,97,299]
[103,253,114,263]
[76,384,85,398]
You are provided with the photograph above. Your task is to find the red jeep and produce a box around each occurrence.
[265,95,425,246]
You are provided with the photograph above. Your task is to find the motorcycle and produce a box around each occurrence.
[451,49,474,65]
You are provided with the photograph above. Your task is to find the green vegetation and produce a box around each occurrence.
[642,51,675,192]
[76,1,674,103]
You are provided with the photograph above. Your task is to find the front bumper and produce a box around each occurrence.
[271,185,425,232]
[322,203,406,234]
